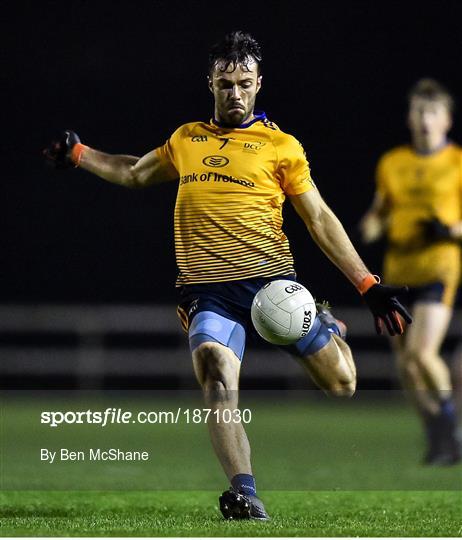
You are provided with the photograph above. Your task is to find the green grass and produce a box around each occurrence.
[1,394,461,535]
[0,490,460,536]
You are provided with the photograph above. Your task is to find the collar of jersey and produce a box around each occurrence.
[412,138,450,156]
[211,110,267,129]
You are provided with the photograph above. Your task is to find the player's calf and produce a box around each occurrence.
[290,305,356,398]
[423,402,461,466]
[399,350,460,465]
[298,335,356,398]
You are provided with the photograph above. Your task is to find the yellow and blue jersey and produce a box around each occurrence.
[157,112,314,285]
[376,142,462,304]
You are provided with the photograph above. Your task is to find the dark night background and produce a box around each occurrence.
[3,0,462,306]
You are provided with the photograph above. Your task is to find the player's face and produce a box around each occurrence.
[408,97,452,150]
[209,59,262,126]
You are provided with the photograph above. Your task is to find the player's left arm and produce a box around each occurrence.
[290,188,412,335]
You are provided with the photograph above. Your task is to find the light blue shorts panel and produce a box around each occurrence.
[188,310,246,361]
[285,316,332,357]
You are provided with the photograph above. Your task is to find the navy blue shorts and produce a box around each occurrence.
[176,274,332,361]
[405,282,445,305]
[177,274,296,337]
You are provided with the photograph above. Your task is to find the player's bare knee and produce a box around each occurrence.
[326,352,357,398]
[399,354,419,379]
[326,377,356,398]
[404,348,434,373]
[193,342,238,394]
[413,350,436,370]
[203,379,235,407]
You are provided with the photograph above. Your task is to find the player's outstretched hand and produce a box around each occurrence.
[43,130,81,169]
[363,284,412,336]
[420,217,452,242]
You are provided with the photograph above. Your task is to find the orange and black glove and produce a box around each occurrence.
[43,130,86,169]
[359,275,412,336]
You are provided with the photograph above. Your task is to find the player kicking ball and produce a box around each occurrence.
[44,31,411,520]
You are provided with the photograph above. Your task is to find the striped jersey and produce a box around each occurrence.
[156,112,314,285]
[376,142,462,289]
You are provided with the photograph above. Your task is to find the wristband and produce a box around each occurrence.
[357,274,380,295]
[71,143,89,167]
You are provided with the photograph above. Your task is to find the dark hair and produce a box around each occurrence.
[208,31,262,75]
[408,78,454,113]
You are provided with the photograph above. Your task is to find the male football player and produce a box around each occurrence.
[360,79,461,465]
[45,31,411,519]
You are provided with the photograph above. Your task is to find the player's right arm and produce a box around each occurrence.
[290,188,412,335]
[79,146,173,188]
[44,130,177,188]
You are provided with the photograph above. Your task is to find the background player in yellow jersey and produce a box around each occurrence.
[360,79,462,465]
[45,31,411,519]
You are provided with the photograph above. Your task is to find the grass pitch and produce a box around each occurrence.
[0,490,460,536]
[1,394,461,536]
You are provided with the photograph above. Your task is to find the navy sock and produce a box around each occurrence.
[231,474,256,496]
[440,398,456,419]
[439,398,457,430]
[424,398,457,440]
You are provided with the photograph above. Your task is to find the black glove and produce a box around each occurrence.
[420,217,452,242]
[43,130,81,169]
[363,284,412,336]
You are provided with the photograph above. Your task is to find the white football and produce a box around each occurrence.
[251,280,317,345]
